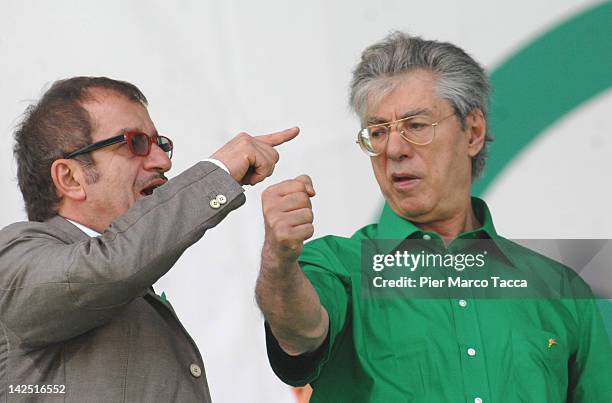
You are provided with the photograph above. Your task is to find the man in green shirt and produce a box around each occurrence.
[255,31,611,402]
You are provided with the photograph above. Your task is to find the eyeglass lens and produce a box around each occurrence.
[128,133,173,159]
[360,118,433,153]
[157,136,172,153]
[129,133,150,155]
[156,136,173,159]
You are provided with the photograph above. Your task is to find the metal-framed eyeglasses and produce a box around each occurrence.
[356,113,455,156]
[63,131,173,160]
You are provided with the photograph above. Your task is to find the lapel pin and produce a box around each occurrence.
[547,338,557,349]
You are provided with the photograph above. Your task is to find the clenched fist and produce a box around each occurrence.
[261,175,316,264]
[210,127,299,186]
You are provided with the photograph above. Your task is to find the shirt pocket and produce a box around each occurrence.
[511,329,569,402]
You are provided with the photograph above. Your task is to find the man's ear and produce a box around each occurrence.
[466,108,486,157]
[50,159,87,202]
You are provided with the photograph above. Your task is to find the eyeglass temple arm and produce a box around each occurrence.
[64,134,126,159]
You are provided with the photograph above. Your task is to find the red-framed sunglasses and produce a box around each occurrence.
[64,131,173,160]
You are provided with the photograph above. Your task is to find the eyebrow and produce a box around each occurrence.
[366,108,432,126]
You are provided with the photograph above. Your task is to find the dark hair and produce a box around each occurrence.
[13,76,148,221]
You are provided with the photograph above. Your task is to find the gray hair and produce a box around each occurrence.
[349,31,493,180]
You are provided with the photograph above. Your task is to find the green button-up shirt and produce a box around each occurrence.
[265,198,612,402]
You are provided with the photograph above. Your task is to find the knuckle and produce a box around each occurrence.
[267,215,280,229]
[269,217,289,235]
[276,228,294,244]
[295,182,307,193]
[297,193,309,206]
[262,204,274,218]
[289,192,307,205]
[261,186,272,198]
[264,182,284,195]
[237,133,252,146]
[261,160,274,173]
[306,209,314,223]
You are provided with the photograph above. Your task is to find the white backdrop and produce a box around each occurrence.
[1,1,610,402]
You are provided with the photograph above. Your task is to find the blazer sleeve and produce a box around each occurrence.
[0,161,245,349]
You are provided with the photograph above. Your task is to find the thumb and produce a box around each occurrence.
[294,174,315,197]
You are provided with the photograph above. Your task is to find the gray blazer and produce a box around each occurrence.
[0,161,245,402]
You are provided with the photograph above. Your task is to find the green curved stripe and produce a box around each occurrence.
[474,1,612,195]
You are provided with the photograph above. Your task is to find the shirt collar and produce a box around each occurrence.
[375,197,500,254]
[377,197,497,238]
[376,201,422,241]
[66,219,101,237]
[460,197,498,239]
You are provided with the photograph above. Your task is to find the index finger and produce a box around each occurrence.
[255,126,300,147]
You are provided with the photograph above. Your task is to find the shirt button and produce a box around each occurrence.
[190,363,202,378]
[209,199,221,209]
[216,194,227,205]
[467,347,477,357]
[459,299,467,308]
[474,398,483,403]
[422,234,432,240]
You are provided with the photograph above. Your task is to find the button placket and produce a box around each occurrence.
[452,295,490,402]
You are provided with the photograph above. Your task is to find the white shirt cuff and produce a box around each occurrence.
[202,158,230,174]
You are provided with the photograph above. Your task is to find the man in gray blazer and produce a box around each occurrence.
[0,76,298,402]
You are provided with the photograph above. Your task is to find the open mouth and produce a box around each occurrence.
[391,173,421,189]
[140,179,167,196]
[392,174,419,182]
[140,186,158,196]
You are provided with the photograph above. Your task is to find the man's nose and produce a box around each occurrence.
[385,125,414,161]
[145,143,172,172]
